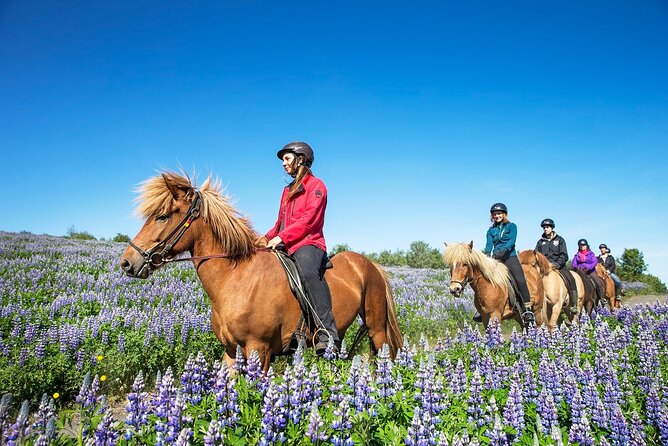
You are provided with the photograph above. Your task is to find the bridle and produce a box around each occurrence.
[128,192,203,276]
[449,272,482,293]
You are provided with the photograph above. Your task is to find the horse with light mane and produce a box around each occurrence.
[120,172,403,370]
[518,250,587,330]
[444,241,544,328]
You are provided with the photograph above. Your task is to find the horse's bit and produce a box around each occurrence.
[128,192,202,275]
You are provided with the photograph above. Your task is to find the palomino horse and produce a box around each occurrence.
[518,250,587,330]
[120,172,403,370]
[444,242,544,328]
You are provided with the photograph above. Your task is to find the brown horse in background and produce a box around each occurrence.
[595,263,619,311]
[518,250,586,330]
[444,242,544,329]
[120,172,403,370]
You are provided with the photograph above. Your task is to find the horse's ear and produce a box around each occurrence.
[443,242,448,247]
[468,241,473,250]
[162,173,182,200]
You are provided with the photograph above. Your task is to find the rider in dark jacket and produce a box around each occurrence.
[535,218,579,311]
[597,243,625,297]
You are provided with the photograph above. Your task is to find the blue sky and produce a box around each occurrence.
[2,1,667,282]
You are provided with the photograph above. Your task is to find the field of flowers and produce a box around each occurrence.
[1,230,668,445]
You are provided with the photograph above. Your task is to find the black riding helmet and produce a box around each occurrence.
[599,243,608,252]
[277,141,314,167]
[541,218,555,228]
[578,239,589,248]
[490,202,508,214]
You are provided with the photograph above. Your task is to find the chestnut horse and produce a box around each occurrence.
[120,172,402,370]
[595,263,619,311]
[444,242,544,328]
[518,250,586,330]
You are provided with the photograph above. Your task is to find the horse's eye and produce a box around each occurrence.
[155,215,168,222]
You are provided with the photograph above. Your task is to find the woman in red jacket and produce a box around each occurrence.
[263,142,339,355]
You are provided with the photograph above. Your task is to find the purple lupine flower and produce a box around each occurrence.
[569,387,584,427]
[153,367,176,426]
[76,372,100,410]
[93,409,119,446]
[405,407,436,446]
[305,401,328,443]
[305,364,323,406]
[522,363,538,404]
[117,333,125,352]
[608,403,630,446]
[396,336,415,368]
[34,419,55,446]
[213,361,239,427]
[487,414,508,446]
[4,400,30,446]
[330,396,354,446]
[232,345,246,374]
[376,344,397,402]
[485,317,503,348]
[174,427,193,446]
[645,383,661,427]
[509,326,527,353]
[629,410,647,446]
[466,368,484,427]
[337,339,348,360]
[535,388,557,435]
[0,393,12,434]
[450,359,466,396]
[31,393,55,435]
[125,371,150,439]
[164,392,191,445]
[349,356,376,415]
[259,379,287,445]
[323,337,338,360]
[34,340,46,362]
[656,404,668,446]
[562,373,578,406]
[568,412,595,446]
[203,419,223,446]
[550,424,565,446]
[246,350,264,383]
[503,373,524,437]
[591,394,609,430]
[329,367,345,404]
[284,360,308,424]
[180,351,210,405]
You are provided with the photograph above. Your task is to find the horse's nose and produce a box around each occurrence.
[120,259,134,276]
[449,284,462,296]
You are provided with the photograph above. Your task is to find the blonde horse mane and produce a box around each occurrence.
[443,242,510,289]
[135,171,257,259]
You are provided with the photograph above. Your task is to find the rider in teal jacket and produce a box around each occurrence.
[484,220,518,260]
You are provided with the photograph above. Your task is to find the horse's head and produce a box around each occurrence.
[121,173,200,279]
[444,241,476,296]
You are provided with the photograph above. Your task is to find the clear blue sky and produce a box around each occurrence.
[2,1,667,282]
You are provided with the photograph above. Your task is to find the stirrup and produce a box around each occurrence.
[522,309,535,326]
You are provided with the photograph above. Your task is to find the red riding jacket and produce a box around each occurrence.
[265,173,327,255]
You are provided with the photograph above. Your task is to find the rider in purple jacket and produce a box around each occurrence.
[572,239,605,303]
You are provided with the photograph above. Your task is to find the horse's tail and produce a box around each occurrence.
[373,263,403,357]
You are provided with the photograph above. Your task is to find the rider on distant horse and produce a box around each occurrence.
[597,243,625,297]
[535,218,579,313]
[572,239,605,305]
[261,142,339,355]
[484,203,535,326]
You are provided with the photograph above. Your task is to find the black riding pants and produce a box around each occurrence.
[293,245,339,343]
[501,256,531,306]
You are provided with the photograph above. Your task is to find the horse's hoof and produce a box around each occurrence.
[472,313,483,323]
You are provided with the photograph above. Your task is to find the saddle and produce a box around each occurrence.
[274,250,334,354]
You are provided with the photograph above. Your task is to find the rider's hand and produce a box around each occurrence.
[266,236,283,250]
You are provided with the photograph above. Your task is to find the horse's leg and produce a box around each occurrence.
[361,264,403,358]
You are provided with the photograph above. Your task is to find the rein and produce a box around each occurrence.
[450,274,482,290]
